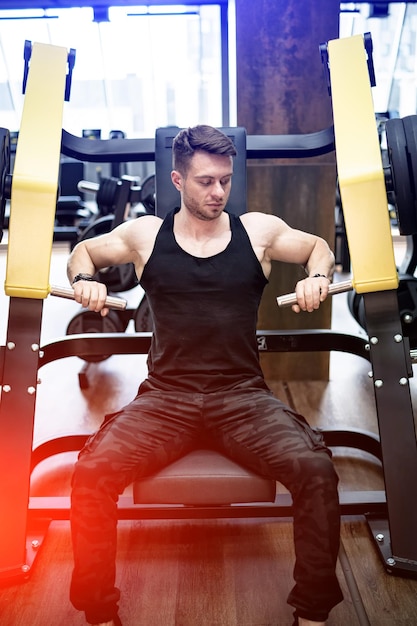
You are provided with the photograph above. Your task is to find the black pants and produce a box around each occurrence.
[70,378,343,624]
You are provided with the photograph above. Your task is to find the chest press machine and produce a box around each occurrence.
[1,35,417,586]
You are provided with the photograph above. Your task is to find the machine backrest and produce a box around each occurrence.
[154,126,247,218]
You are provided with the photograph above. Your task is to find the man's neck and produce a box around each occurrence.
[174,207,228,240]
[173,209,231,257]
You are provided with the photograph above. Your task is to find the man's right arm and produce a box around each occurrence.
[67,215,162,315]
[67,220,138,315]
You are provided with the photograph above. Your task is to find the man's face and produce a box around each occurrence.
[172,150,233,221]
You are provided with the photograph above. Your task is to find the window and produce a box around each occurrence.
[0,5,224,138]
[340,2,417,118]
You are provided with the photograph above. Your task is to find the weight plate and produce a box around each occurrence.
[402,115,417,235]
[347,289,361,323]
[133,295,153,332]
[346,289,368,333]
[96,177,119,215]
[66,309,124,362]
[97,261,138,293]
[140,174,155,214]
[347,276,417,349]
[397,274,417,349]
[386,118,416,235]
[0,128,10,241]
[356,295,367,333]
[77,214,139,292]
[78,214,114,240]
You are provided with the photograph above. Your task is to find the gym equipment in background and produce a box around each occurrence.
[1,35,417,585]
[347,113,417,352]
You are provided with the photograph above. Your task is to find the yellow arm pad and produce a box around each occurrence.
[328,35,398,293]
[5,42,68,299]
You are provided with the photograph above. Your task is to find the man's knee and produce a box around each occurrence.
[298,454,339,493]
[72,447,115,492]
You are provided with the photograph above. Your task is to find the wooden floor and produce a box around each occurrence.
[1,241,417,625]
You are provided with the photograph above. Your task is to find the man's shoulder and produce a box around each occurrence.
[131,214,163,231]
[126,214,163,246]
[238,212,285,254]
[239,211,279,230]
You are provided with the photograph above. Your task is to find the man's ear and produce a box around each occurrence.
[171,170,182,191]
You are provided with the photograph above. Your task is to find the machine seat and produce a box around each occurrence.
[132,449,276,506]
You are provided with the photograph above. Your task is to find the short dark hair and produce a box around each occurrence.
[172,125,237,175]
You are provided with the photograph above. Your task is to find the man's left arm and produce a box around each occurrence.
[264,214,335,313]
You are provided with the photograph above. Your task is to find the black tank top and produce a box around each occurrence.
[140,208,269,392]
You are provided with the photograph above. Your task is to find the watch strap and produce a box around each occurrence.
[72,273,95,284]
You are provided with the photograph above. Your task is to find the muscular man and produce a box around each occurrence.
[67,125,343,626]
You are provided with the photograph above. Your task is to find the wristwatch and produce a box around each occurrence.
[72,273,95,284]
[311,273,331,281]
